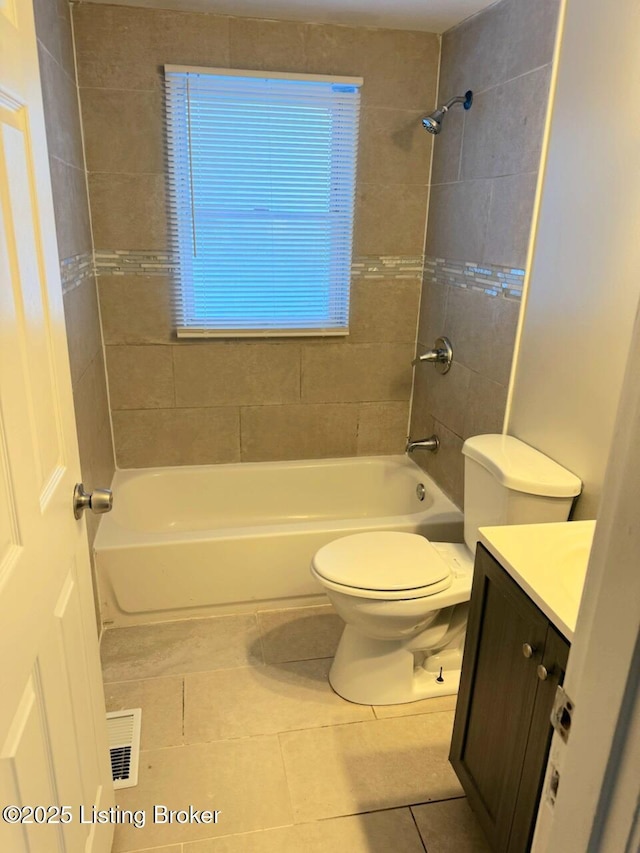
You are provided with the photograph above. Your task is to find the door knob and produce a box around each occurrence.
[522,643,536,659]
[73,483,113,519]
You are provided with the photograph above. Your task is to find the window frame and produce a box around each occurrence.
[164,65,363,339]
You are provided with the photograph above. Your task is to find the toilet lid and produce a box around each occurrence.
[312,532,451,592]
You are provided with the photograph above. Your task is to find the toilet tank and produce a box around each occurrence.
[462,435,582,553]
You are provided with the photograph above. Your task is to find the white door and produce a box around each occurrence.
[0,1,114,852]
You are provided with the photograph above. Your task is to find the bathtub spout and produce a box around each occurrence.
[407,435,440,454]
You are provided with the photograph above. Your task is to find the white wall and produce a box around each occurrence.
[505,0,640,520]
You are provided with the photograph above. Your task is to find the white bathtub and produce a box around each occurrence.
[95,455,463,626]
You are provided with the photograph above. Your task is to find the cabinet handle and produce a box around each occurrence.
[522,643,536,659]
[537,665,549,681]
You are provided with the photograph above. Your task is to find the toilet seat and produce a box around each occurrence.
[311,532,453,600]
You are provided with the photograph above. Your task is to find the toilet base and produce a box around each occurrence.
[328,624,463,706]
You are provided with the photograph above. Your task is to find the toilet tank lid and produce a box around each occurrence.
[462,435,582,498]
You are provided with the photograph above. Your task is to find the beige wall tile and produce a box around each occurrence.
[413,361,472,439]
[241,403,358,461]
[37,43,84,169]
[230,394,308,458]
[184,659,373,743]
[484,296,521,385]
[112,737,292,850]
[81,88,164,174]
[104,677,184,750]
[358,108,432,186]
[305,24,439,110]
[417,281,448,349]
[409,393,435,448]
[229,17,306,72]
[357,402,409,455]
[73,4,229,91]
[441,286,497,374]
[463,373,508,439]
[302,342,413,402]
[34,0,75,78]
[355,183,429,255]
[99,275,173,344]
[430,108,464,185]
[48,158,92,259]
[72,348,115,496]
[112,407,240,467]
[461,66,552,180]
[89,173,168,251]
[257,604,344,664]
[440,1,511,97]
[421,420,465,507]
[184,808,426,852]
[73,4,445,468]
[412,799,491,852]
[500,0,560,83]
[439,0,557,99]
[101,613,262,683]
[106,345,174,410]
[63,277,103,386]
[174,343,300,407]
[485,171,537,267]
[349,279,421,344]
[425,181,492,261]
[279,711,463,822]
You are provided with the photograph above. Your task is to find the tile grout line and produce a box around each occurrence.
[409,805,429,852]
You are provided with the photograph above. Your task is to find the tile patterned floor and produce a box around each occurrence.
[101,604,490,852]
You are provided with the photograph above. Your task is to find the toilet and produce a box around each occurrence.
[310,434,582,705]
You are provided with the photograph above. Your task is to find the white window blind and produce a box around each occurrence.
[164,66,362,337]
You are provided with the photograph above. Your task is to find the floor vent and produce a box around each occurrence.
[106,709,142,790]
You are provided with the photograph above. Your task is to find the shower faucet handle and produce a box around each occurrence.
[412,336,453,374]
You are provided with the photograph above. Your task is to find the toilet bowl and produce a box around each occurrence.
[311,532,474,705]
[310,434,582,706]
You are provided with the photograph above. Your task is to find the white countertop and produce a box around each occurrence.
[478,520,597,641]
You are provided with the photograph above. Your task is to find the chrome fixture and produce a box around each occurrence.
[73,483,113,519]
[422,90,473,135]
[416,483,426,501]
[407,435,440,454]
[412,336,453,374]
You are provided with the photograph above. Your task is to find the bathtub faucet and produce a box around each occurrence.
[406,435,440,454]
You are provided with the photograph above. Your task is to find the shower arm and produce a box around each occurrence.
[442,90,473,112]
[442,95,466,112]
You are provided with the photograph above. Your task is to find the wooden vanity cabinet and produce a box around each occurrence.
[450,544,569,852]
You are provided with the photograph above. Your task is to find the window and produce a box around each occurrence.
[164,66,362,337]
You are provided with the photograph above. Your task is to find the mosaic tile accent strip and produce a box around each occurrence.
[94,250,426,280]
[424,256,525,299]
[94,250,177,277]
[351,255,425,279]
[60,252,94,295]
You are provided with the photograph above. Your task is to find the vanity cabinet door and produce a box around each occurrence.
[509,625,569,852]
[449,544,562,852]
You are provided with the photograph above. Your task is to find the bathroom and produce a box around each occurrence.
[1,0,639,850]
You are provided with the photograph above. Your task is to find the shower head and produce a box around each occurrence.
[422,90,473,135]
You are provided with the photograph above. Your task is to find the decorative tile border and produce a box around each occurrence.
[424,256,525,300]
[60,252,94,295]
[93,250,426,281]
[351,255,425,279]
[92,250,525,297]
[94,250,176,277]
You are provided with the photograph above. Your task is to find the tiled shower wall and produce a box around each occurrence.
[72,5,440,468]
[33,0,114,623]
[410,0,560,505]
